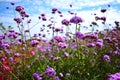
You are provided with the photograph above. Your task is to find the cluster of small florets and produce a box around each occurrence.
[30,40,39,47]
[54,36,66,42]
[70,16,84,24]
[108,72,120,80]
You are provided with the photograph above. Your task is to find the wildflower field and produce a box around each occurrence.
[0,2,120,80]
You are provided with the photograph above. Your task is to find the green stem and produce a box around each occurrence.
[27,18,32,39]
[75,23,79,50]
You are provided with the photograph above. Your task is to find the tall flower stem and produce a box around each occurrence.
[76,23,79,50]
[27,18,32,39]
[52,27,54,54]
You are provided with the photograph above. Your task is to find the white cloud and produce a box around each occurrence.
[116,0,120,3]
[0,16,14,24]
[45,0,115,9]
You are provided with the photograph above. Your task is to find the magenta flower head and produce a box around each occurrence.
[55,28,61,32]
[30,40,39,47]
[66,73,70,77]
[100,16,106,22]
[87,43,95,47]
[108,72,120,80]
[45,67,56,77]
[14,53,21,57]
[9,57,14,64]
[114,21,119,27]
[15,6,24,12]
[96,42,103,48]
[91,21,98,26]
[97,39,103,43]
[33,72,42,80]
[58,42,68,48]
[2,42,10,49]
[52,8,57,12]
[41,13,45,17]
[103,55,110,62]
[101,9,107,13]
[14,18,22,24]
[75,31,84,39]
[54,76,60,80]
[61,19,69,26]
[54,36,66,42]
[25,14,29,17]
[52,8,58,14]
[96,39,103,48]
[84,33,98,39]
[70,16,84,24]
[11,2,15,5]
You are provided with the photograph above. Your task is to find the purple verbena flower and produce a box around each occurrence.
[9,57,14,64]
[57,10,62,14]
[83,33,98,39]
[41,13,45,17]
[101,9,107,13]
[75,31,84,39]
[58,42,68,48]
[114,21,119,26]
[42,17,47,21]
[54,36,66,42]
[54,76,60,80]
[52,8,57,14]
[55,28,61,32]
[91,21,98,26]
[14,53,21,57]
[15,6,24,12]
[14,18,22,24]
[25,30,29,32]
[87,43,95,47]
[33,72,42,80]
[103,55,110,62]
[70,16,84,24]
[25,14,29,17]
[30,40,39,47]
[66,73,70,77]
[61,19,69,26]
[45,67,56,77]
[2,42,10,49]
[108,72,120,80]
[11,2,15,5]
[0,35,5,40]
[97,39,103,43]
[26,65,30,69]
[96,39,103,48]
[96,42,103,48]
[100,16,106,22]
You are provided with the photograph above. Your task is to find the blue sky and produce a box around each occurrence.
[0,0,120,39]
